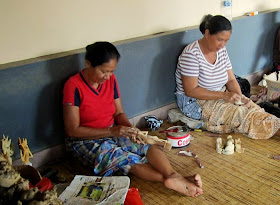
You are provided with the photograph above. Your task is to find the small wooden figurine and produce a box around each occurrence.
[1,135,14,165]
[18,138,33,166]
[216,137,223,154]
[222,135,235,155]
[235,138,245,153]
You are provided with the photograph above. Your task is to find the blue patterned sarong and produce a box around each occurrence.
[65,137,150,176]
[176,93,202,120]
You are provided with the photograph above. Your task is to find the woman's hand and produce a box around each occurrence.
[223,91,242,104]
[109,125,146,144]
[241,95,252,108]
[109,125,134,137]
[109,125,145,144]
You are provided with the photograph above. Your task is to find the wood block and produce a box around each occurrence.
[137,133,172,151]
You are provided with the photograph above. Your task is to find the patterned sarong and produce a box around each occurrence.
[65,137,150,176]
[197,99,280,139]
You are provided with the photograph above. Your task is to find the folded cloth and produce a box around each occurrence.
[167,108,203,129]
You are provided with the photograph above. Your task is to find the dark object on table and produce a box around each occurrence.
[40,167,58,179]
[144,115,163,131]
[258,101,280,118]
[235,75,251,97]
[273,26,280,70]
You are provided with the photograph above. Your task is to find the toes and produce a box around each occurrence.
[194,174,203,188]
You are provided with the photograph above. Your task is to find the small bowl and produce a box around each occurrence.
[166,126,191,148]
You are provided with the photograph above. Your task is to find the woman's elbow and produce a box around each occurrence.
[64,127,77,138]
[184,89,194,97]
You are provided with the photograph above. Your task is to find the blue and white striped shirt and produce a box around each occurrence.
[175,40,232,94]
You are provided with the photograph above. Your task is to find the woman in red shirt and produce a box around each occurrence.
[63,41,203,197]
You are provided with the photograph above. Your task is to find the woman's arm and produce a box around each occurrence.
[63,98,137,139]
[113,98,133,127]
[63,105,112,139]
[225,69,242,95]
[182,74,241,103]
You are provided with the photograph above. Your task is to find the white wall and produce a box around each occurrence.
[1,0,280,64]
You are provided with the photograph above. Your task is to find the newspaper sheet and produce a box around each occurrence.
[59,175,130,205]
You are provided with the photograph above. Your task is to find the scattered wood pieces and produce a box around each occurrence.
[177,150,192,157]
[194,158,204,169]
[273,155,280,160]
[177,150,204,168]
[188,150,198,158]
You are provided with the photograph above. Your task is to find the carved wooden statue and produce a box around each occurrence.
[1,135,14,165]
[18,138,33,165]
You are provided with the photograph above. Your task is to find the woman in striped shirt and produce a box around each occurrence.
[175,15,280,139]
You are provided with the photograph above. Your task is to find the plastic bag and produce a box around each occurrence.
[124,188,143,205]
[29,177,53,192]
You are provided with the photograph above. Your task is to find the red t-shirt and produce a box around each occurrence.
[63,70,120,128]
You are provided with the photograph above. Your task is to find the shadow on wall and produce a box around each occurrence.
[33,54,84,156]
[249,12,280,74]
[115,29,202,121]
[228,12,280,76]
[148,28,203,108]
[0,53,84,159]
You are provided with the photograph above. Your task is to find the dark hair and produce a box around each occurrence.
[199,14,232,35]
[85,41,120,68]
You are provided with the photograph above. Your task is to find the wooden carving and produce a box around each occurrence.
[1,135,14,165]
[136,131,172,151]
[18,138,33,165]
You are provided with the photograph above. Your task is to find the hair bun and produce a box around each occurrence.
[199,14,213,34]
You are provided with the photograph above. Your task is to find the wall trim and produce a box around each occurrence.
[13,144,66,168]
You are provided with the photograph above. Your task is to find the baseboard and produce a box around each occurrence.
[129,102,178,128]
[12,144,66,169]
[244,67,272,85]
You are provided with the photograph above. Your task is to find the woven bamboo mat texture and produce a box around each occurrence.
[127,121,280,205]
[38,86,280,204]
[39,91,280,205]
[42,120,280,204]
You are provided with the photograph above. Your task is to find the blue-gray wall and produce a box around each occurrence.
[1,11,280,158]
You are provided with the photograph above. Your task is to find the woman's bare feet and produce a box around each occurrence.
[164,173,203,197]
[186,174,202,188]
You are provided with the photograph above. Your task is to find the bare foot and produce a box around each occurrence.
[164,173,203,197]
[186,174,202,188]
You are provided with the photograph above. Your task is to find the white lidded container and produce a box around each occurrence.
[166,126,191,148]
